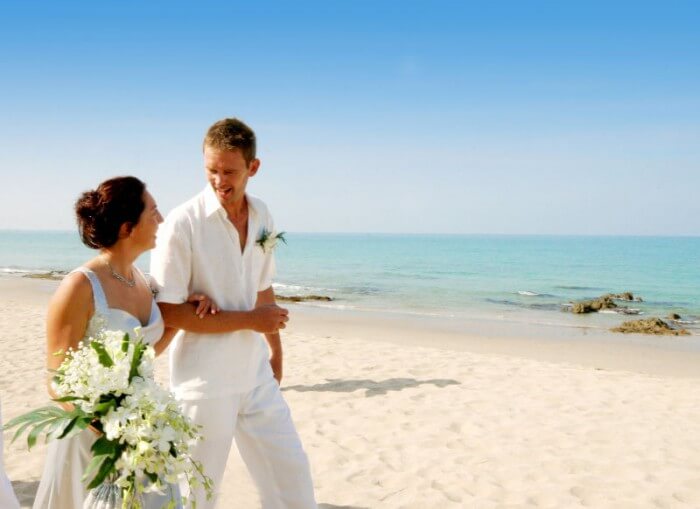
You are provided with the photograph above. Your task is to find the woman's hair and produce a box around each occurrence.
[75,176,146,249]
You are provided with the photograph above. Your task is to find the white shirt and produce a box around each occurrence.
[150,186,276,399]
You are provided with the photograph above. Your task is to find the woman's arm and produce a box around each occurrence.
[45,272,93,401]
[153,327,178,356]
[152,294,220,355]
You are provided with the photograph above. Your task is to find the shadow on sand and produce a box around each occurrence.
[283,377,460,397]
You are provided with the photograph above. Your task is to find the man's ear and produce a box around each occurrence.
[248,159,261,177]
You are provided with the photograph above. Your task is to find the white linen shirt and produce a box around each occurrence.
[150,186,276,400]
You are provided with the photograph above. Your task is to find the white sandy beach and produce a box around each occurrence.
[2,277,700,508]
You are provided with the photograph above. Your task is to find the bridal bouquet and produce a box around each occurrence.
[4,328,213,508]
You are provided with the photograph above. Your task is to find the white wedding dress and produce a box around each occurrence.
[32,267,182,509]
[1,399,21,509]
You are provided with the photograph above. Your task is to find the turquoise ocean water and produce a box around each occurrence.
[1,231,698,332]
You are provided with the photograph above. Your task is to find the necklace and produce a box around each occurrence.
[106,261,136,288]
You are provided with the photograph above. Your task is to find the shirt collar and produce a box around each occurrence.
[203,185,222,218]
[203,185,258,219]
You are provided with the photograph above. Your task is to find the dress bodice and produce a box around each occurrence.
[73,267,164,346]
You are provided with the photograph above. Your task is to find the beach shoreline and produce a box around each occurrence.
[3,277,700,508]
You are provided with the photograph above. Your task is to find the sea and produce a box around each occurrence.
[1,231,699,333]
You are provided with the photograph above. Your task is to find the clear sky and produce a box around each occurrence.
[1,1,698,235]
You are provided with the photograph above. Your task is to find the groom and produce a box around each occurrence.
[150,118,316,508]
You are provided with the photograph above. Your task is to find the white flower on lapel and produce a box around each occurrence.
[256,229,287,253]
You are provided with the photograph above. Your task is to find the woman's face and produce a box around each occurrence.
[129,190,163,251]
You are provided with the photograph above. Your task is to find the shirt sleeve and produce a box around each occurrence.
[258,213,277,292]
[149,213,192,304]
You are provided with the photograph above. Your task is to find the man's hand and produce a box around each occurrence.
[249,304,289,334]
[270,350,283,384]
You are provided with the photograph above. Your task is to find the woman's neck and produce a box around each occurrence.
[100,246,138,277]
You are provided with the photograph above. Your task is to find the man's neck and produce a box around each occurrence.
[224,195,248,221]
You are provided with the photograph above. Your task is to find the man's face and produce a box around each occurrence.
[204,145,259,207]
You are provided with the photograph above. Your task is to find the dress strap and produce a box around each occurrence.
[71,267,109,314]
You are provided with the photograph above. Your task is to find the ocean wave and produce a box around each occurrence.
[485,298,563,312]
[273,282,337,293]
[1,267,67,278]
[599,308,644,315]
[555,285,605,291]
[517,290,540,297]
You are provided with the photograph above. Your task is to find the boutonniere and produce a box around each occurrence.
[256,229,287,253]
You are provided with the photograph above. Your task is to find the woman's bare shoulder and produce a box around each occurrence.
[50,270,93,310]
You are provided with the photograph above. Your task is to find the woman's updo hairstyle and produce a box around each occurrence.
[75,176,146,249]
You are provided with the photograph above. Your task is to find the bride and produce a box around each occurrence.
[33,176,216,509]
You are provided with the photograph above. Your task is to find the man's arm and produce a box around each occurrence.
[256,286,284,384]
[158,298,288,335]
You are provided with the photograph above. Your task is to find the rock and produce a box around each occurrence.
[667,313,682,320]
[611,318,690,336]
[609,292,643,302]
[570,292,644,314]
[609,292,635,301]
[570,295,618,314]
[277,295,333,303]
[22,271,65,281]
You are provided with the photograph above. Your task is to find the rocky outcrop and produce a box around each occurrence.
[611,318,690,336]
[609,292,643,302]
[277,295,333,303]
[570,292,643,314]
[570,295,618,314]
[23,271,66,281]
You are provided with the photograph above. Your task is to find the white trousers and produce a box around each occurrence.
[0,400,20,509]
[181,379,316,509]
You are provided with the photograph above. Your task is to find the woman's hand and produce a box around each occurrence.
[187,293,220,319]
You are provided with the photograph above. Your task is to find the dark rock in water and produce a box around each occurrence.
[608,292,643,302]
[667,313,682,320]
[610,292,634,301]
[23,271,65,281]
[570,292,644,314]
[277,295,333,303]
[570,295,618,314]
[611,318,690,336]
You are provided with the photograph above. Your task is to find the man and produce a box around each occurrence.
[150,118,316,509]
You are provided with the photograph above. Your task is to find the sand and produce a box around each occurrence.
[2,277,700,508]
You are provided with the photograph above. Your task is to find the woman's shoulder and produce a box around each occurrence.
[51,267,95,307]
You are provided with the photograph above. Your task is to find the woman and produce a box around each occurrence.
[1,398,21,509]
[33,176,216,509]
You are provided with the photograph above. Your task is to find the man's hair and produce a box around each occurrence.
[203,118,257,165]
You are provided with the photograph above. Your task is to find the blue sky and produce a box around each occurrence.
[1,1,698,234]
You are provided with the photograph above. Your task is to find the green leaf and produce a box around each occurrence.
[86,454,118,489]
[27,418,59,450]
[145,471,158,484]
[121,332,130,353]
[83,454,108,483]
[52,395,87,403]
[90,341,114,367]
[3,406,65,429]
[56,417,78,440]
[3,406,70,445]
[129,342,145,382]
[91,436,118,457]
[93,399,116,415]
